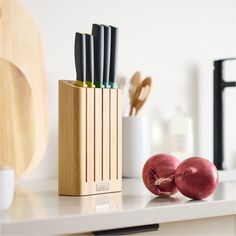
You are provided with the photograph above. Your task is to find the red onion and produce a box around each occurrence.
[174,157,219,200]
[142,154,180,196]
[154,157,219,200]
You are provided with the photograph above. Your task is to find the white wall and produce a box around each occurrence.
[19,0,236,180]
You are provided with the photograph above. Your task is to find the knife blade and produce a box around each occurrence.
[74,32,87,87]
[85,34,95,88]
[102,25,111,88]
[92,24,104,88]
[109,26,118,88]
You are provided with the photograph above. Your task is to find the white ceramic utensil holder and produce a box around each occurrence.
[122,116,151,178]
[0,167,15,210]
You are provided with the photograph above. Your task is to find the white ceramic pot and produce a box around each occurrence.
[0,167,15,210]
[122,116,151,178]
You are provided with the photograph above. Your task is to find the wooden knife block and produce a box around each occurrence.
[59,81,122,196]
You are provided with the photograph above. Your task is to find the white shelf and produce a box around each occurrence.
[1,177,236,235]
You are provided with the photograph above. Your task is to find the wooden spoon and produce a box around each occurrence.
[129,71,141,103]
[130,77,152,116]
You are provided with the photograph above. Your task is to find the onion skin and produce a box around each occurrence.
[174,157,219,200]
[142,154,180,196]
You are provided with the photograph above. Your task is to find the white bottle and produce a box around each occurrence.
[169,107,194,161]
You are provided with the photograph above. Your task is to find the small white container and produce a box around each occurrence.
[0,167,15,210]
[122,116,151,178]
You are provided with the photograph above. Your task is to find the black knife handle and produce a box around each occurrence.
[85,34,94,86]
[109,26,118,88]
[92,24,104,87]
[102,25,111,88]
[75,33,86,84]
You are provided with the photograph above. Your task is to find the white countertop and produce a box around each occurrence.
[1,176,236,235]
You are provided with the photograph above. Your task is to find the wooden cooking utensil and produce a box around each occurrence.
[0,1,48,179]
[129,77,152,116]
[129,71,141,103]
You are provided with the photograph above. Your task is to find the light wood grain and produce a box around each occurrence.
[0,0,48,179]
[86,88,95,190]
[59,81,122,196]
[0,59,35,176]
[77,85,87,192]
[102,89,110,182]
[94,89,102,182]
[59,81,82,195]
[110,89,117,180]
[117,89,122,181]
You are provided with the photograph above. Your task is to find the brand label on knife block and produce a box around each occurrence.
[96,182,109,192]
[58,80,122,196]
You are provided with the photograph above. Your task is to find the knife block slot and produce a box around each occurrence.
[58,80,122,196]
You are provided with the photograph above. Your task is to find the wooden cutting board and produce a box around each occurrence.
[0,0,48,179]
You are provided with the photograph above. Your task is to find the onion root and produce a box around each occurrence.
[155,167,197,186]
